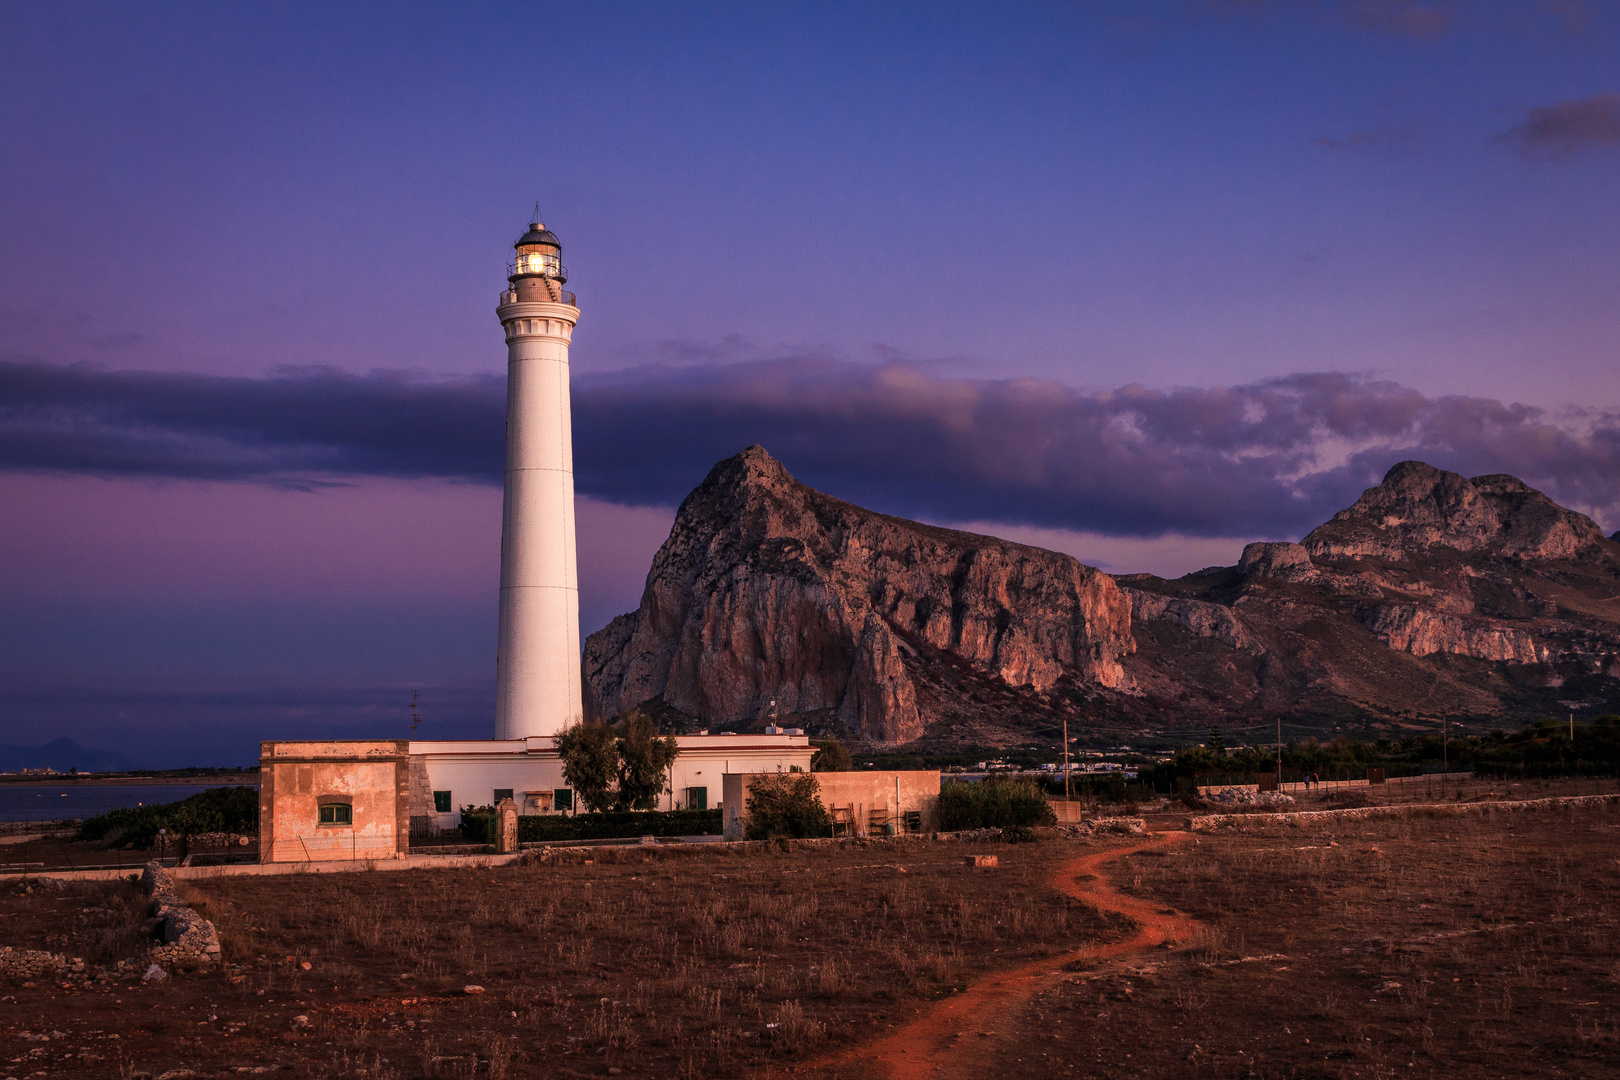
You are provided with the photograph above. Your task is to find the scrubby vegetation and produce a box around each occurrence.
[457,807,723,844]
[938,775,1056,830]
[810,737,853,772]
[74,785,258,849]
[1145,715,1620,791]
[555,710,681,812]
[744,772,834,839]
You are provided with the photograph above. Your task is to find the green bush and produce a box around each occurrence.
[517,809,722,843]
[76,785,259,849]
[811,738,853,772]
[938,776,1056,831]
[744,772,833,839]
[459,804,496,842]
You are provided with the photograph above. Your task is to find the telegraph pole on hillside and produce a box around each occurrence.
[1063,717,1071,801]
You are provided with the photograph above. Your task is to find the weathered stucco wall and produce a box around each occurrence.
[722,770,940,839]
[259,741,409,863]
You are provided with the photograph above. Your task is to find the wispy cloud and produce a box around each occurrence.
[1340,0,1456,38]
[1310,124,1420,150]
[2,358,1617,539]
[1188,0,1459,38]
[1500,91,1620,159]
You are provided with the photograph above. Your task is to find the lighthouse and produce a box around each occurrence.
[252,216,822,860]
[493,218,583,740]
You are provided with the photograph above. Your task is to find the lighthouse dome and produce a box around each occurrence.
[515,223,561,249]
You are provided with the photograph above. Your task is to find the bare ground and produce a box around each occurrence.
[1,793,1616,1079]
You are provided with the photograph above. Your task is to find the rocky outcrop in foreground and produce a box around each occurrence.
[585,454,1620,747]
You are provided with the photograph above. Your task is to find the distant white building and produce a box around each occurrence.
[407,733,814,829]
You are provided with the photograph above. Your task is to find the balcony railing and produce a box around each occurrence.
[507,262,568,281]
[499,288,577,306]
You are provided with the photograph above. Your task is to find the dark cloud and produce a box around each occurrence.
[1501,92,1620,159]
[2,358,1617,539]
[0,361,504,485]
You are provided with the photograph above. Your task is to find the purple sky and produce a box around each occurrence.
[3,1,1619,764]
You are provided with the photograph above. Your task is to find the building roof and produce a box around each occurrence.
[515,223,560,249]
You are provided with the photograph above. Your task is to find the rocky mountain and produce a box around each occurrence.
[584,450,1620,747]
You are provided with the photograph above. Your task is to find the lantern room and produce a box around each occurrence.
[510,221,566,282]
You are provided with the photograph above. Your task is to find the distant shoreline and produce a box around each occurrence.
[0,774,258,787]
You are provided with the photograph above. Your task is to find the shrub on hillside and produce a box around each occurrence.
[939,776,1056,831]
[76,785,259,849]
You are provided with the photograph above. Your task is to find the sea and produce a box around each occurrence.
[0,784,257,823]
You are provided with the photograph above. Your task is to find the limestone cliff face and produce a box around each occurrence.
[1126,589,1258,653]
[1124,461,1620,726]
[1238,542,1320,583]
[1302,461,1606,561]
[587,453,1620,746]
[582,447,1135,744]
[1359,604,1546,664]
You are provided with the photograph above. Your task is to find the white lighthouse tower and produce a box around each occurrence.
[493,218,583,740]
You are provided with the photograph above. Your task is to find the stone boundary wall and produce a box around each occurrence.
[140,861,220,968]
[0,945,81,981]
[1189,792,1620,832]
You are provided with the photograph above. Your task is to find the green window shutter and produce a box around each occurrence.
[494,788,514,804]
[554,788,573,811]
[433,790,451,813]
[686,786,708,810]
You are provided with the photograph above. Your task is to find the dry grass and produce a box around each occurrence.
[0,876,151,967]
[1000,802,1620,1079]
[0,838,1125,1078]
[7,795,1614,1078]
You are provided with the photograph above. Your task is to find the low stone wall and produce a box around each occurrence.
[0,946,82,982]
[1054,817,1149,837]
[140,861,221,968]
[1189,792,1620,832]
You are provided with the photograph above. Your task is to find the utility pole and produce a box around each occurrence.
[1441,713,1448,792]
[1063,717,1071,801]
[1275,718,1283,779]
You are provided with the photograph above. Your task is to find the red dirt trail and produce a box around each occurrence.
[812,831,1197,1079]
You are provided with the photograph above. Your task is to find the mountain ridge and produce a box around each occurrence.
[583,449,1620,747]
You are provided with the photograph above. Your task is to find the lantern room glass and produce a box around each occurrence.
[515,250,560,277]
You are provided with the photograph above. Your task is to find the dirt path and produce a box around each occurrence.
[813,831,1197,1080]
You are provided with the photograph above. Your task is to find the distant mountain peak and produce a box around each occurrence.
[1304,460,1606,561]
[0,738,135,773]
